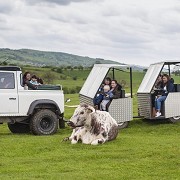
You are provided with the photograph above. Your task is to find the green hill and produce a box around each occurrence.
[0,48,122,67]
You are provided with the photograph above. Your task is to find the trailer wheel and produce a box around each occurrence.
[30,109,58,135]
[8,122,30,134]
[117,121,129,129]
[168,116,180,123]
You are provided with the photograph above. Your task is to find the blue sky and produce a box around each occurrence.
[0,0,180,66]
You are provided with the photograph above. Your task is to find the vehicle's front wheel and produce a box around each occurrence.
[117,121,129,129]
[8,122,30,134]
[30,109,58,135]
[168,116,180,123]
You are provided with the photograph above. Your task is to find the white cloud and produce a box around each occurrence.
[24,0,92,6]
[0,0,180,66]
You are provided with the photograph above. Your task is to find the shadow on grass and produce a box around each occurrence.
[129,118,172,128]
[142,118,171,125]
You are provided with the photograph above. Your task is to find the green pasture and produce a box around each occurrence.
[0,66,180,179]
[0,93,179,179]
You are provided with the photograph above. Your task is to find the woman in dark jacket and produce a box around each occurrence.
[23,72,31,85]
[155,74,174,117]
[104,80,122,111]
[22,72,37,90]
[110,80,122,99]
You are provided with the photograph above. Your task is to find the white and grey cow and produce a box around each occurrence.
[66,104,119,145]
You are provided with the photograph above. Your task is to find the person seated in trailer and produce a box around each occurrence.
[104,79,122,111]
[22,72,37,90]
[154,74,163,89]
[155,74,175,117]
[110,80,122,99]
[30,75,42,85]
[100,85,114,111]
[37,77,44,84]
[23,72,31,85]
[93,77,111,107]
[151,74,162,117]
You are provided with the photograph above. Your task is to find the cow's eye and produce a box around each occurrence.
[80,111,84,115]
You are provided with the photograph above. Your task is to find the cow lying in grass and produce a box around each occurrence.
[66,104,119,145]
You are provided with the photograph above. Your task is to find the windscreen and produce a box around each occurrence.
[138,63,164,93]
[80,66,109,98]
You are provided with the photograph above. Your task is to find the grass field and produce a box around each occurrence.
[0,94,179,179]
[0,66,180,179]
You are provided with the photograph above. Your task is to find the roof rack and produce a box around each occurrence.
[0,66,21,71]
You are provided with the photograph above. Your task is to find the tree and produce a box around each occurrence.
[2,61,8,65]
[95,60,101,64]
[143,69,148,73]
[78,65,83,70]
[56,68,63,74]
[174,70,180,76]
[67,66,71,69]
[43,72,55,84]
[72,76,77,80]
[0,60,8,65]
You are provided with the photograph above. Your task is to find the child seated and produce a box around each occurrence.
[93,77,111,108]
[30,75,40,85]
[100,85,113,111]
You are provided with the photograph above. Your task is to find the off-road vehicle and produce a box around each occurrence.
[0,66,64,135]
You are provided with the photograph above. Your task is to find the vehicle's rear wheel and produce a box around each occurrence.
[168,116,180,123]
[30,109,58,135]
[117,121,129,129]
[8,122,30,134]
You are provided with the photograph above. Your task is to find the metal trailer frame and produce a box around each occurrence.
[137,61,180,122]
[79,64,133,128]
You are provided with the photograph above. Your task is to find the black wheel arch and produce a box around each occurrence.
[27,99,61,116]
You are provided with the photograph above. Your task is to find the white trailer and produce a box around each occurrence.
[79,64,133,128]
[137,61,180,122]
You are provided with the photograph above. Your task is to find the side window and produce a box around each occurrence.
[0,72,15,89]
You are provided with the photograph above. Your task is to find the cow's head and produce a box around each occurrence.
[67,104,95,128]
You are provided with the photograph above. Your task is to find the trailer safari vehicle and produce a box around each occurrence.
[79,62,180,128]
[0,66,65,135]
[79,64,133,128]
[137,61,180,123]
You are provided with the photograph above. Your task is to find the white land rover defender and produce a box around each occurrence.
[0,66,65,135]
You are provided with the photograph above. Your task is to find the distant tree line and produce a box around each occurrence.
[0,62,89,94]
[0,60,94,69]
[50,65,91,71]
[172,70,180,76]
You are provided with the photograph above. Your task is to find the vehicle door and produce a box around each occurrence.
[0,71,18,114]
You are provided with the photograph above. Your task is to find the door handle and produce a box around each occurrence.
[9,98,16,100]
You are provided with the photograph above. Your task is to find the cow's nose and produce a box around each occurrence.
[67,121,75,127]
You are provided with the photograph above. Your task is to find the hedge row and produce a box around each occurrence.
[63,86,81,94]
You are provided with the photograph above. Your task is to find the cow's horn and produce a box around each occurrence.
[87,106,95,113]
